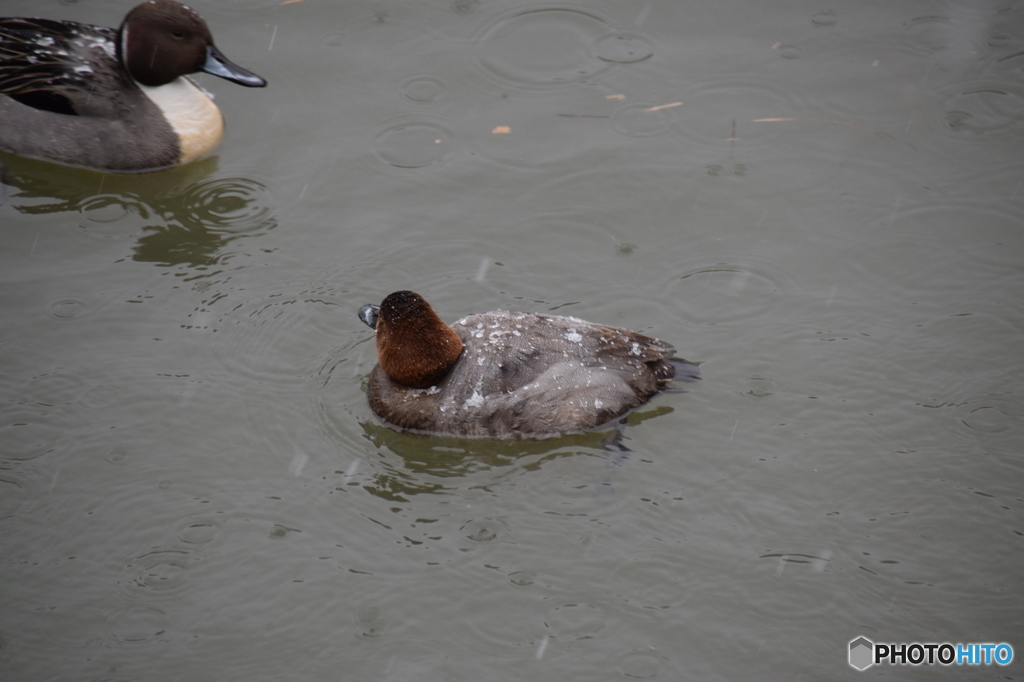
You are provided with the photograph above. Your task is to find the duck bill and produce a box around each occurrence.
[358,304,380,330]
[202,45,266,87]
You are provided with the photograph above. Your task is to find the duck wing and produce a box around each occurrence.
[0,18,122,117]
[459,312,680,389]
[450,312,692,434]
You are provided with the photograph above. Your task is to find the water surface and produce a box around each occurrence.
[1,0,1022,679]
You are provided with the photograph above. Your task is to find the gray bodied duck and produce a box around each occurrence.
[0,0,266,172]
[358,291,701,438]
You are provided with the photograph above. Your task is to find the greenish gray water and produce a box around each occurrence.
[1,0,1022,680]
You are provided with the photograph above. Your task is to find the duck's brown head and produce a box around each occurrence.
[358,291,464,389]
[120,0,266,88]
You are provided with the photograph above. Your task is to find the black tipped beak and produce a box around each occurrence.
[201,44,266,87]
[358,304,380,330]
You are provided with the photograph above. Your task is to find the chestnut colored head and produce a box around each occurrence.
[363,291,464,389]
[120,0,266,87]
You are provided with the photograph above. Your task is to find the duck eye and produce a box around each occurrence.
[172,30,184,38]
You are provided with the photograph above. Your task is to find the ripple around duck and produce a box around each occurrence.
[319,401,615,500]
[473,7,617,90]
[204,280,373,462]
[207,285,349,391]
[674,77,803,153]
[314,338,379,459]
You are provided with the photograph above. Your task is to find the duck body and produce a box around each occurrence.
[358,292,700,438]
[0,0,265,172]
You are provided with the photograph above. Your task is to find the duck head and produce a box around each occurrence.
[119,0,266,88]
[359,291,465,389]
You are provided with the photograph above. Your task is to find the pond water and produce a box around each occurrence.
[1,0,1022,679]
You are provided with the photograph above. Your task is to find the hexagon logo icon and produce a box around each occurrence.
[849,636,874,670]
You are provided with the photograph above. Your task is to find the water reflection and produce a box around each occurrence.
[132,177,276,266]
[357,420,622,501]
[1,152,218,216]
[351,400,678,501]
[0,153,276,268]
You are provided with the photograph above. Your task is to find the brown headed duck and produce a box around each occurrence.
[357,291,700,438]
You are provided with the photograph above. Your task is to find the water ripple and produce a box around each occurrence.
[77,194,152,240]
[675,77,803,152]
[933,81,1024,138]
[955,395,1017,437]
[177,519,221,545]
[657,253,803,326]
[594,33,654,64]
[474,8,615,90]
[846,202,1022,296]
[102,605,169,649]
[372,119,455,170]
[1,404,87,462]
[175,178,276,235]
[615,649,668,679]
[901,15,954,54]
[462,586,545,648]
[923,384,1022,448]
[26,371,85,406]
[611,548,693,608]
[545,601,608,640]
[47,298,89,320]
[460,517,508,544]
[118,547,193,598]
[401,75,448,104]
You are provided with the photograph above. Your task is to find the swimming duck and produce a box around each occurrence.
[357,291,700,437]
[0,0,266,172]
